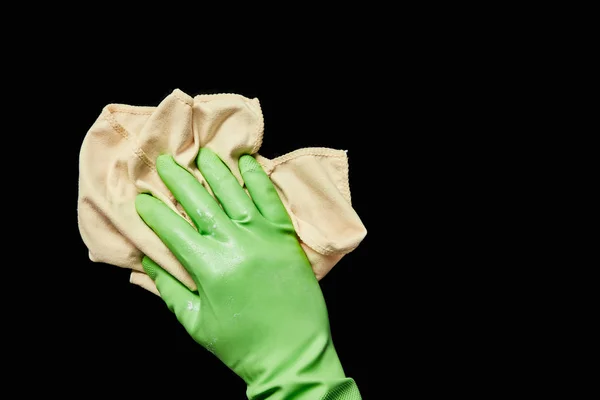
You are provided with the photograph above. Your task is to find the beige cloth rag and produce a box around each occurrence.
[77,89,367,296]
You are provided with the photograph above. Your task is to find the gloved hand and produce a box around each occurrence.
[135,148,361,400]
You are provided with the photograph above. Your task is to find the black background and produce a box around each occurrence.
[55,81,384,398]
[14,52,495,398]
[7,14,538,398]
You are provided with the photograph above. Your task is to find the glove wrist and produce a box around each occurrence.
[244,334,346,400]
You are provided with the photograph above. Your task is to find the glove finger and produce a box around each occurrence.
[239,154,293,228]
[196,148,259,222]
[136,193,215,283]
[142,256,202,333]
[155,155,232,236]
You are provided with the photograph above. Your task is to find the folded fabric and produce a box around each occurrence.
[77,89,367,296]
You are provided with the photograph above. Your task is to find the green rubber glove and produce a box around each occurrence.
[135,148,361,400]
